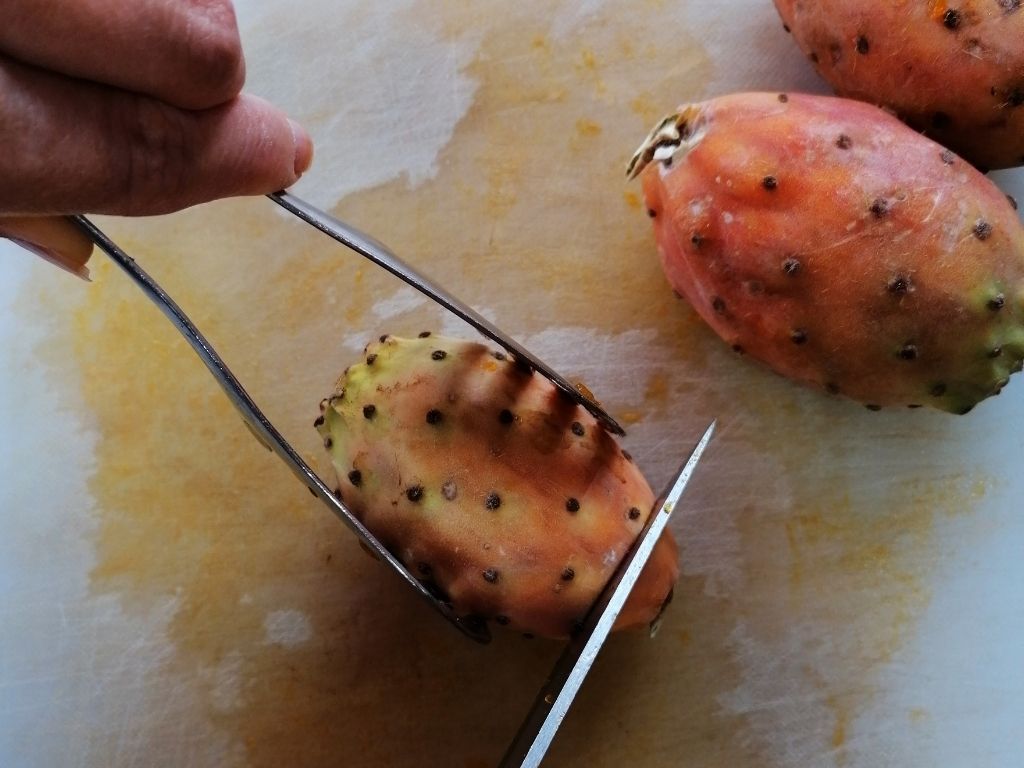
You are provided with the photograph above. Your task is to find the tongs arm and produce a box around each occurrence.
[70,215,492,644]
[267,191,625,436]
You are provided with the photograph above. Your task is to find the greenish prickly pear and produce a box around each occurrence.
[316,334,678,639]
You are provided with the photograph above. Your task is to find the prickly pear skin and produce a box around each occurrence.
[773,0,1024,170]
[633,92,1024,413]
[316,334,678,640]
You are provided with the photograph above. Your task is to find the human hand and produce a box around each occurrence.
[0,0,314,279]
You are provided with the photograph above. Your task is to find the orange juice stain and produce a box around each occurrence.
[909,707,930,724]
[644,371,669,405]
[828,695,851,765]
[630,92,666,124]
[579,47,599,71]
[831,710,848,750]
[619,410,645,426]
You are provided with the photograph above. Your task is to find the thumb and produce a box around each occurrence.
[0,216,93,280]
[0,57,314,216]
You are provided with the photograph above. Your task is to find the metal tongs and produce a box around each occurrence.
[71,191,714,767]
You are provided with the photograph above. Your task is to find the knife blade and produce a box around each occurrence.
[499,420,716,767]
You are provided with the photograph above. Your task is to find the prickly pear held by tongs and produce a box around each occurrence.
[72,193,712,645]
[72,185,714,768]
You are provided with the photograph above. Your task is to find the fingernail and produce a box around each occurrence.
[289,119,314,176]
[9,237,91,282]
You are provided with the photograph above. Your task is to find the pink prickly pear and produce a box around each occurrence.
[773,0,1024,170]
[629,92,1024,413]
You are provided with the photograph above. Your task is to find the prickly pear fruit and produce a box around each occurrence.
[316,334,678,639]
[629,92,1024,414]
[773,0,1024,170]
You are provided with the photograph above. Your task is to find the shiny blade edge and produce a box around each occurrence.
[499,420,717,768]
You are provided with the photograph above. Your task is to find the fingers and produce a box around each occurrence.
[0,216,93,280]
[0,0,244,110]
[0,57,314,216]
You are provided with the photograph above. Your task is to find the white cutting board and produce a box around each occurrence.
[2,2,1023,766]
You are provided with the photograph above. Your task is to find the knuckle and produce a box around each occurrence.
[113,99,192,215]
[185,2,245,103]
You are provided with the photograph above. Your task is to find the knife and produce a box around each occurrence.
[500,420,716,767]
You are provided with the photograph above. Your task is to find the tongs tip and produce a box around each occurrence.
[268,190,628,438]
